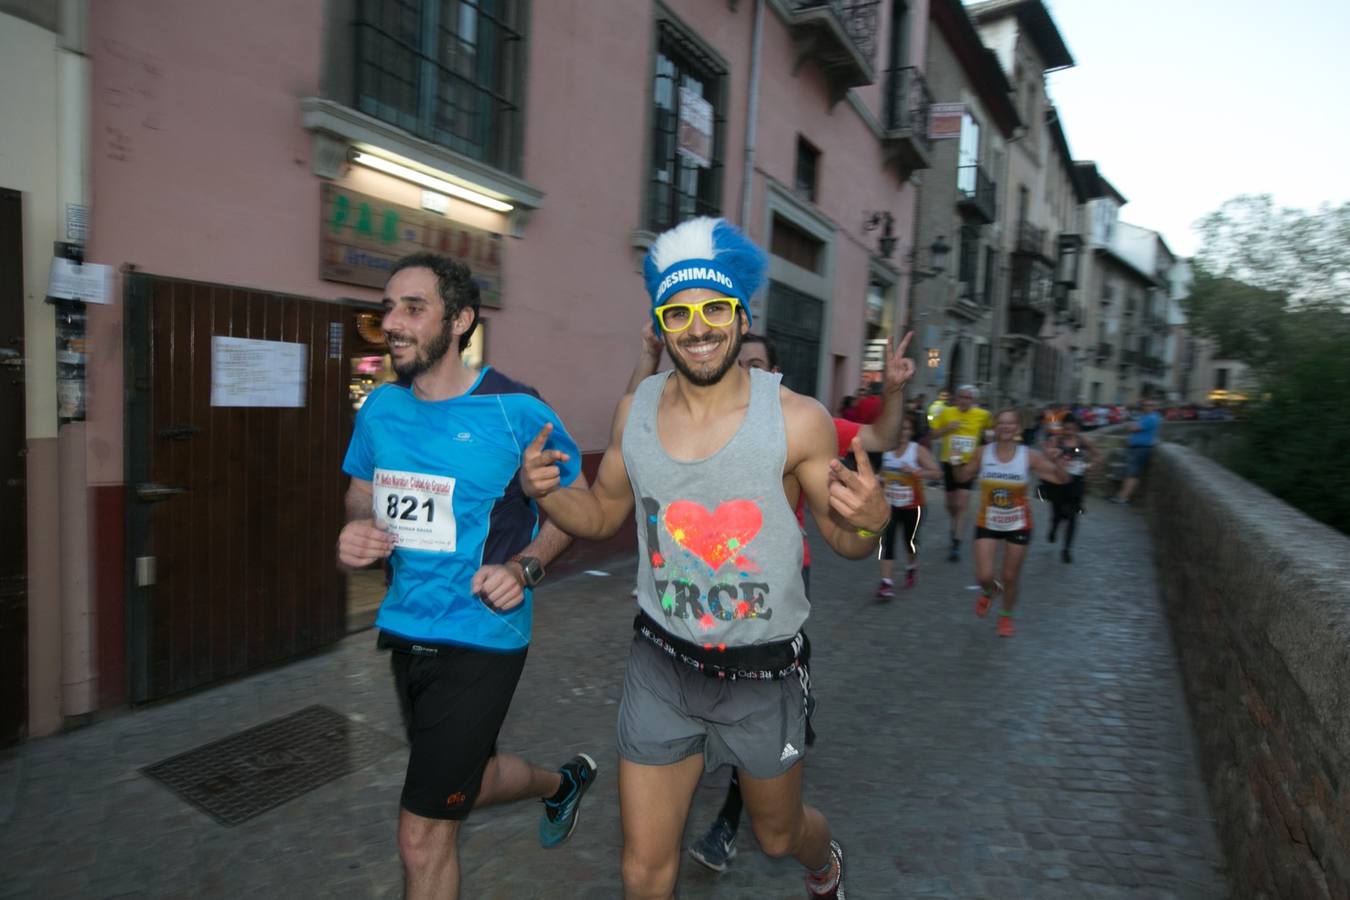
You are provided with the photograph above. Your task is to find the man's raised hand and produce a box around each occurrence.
[520,422,571,499]
[883,331,917,394]
[827,438,889,532]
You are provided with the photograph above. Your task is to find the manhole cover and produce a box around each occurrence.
[142,705,403,826]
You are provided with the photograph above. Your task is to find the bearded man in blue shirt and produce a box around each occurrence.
[337,252,597,899]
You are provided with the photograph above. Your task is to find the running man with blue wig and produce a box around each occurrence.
[519,218,911,899]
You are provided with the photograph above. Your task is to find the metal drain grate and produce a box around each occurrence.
[142,704,403,826]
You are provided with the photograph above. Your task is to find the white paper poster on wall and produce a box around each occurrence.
[48,258,113,304]
[211,336,308,408]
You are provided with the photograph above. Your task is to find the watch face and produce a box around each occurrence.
[519,557,544,586]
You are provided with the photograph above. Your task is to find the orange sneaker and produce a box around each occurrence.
[997,613,1015,637]
[975,581,1001,618]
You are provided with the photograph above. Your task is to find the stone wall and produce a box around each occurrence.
[1147,442,1350,899]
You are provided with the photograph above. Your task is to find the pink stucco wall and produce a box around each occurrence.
[86,0,928,475]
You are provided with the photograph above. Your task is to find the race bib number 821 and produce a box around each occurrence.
[373,468,457,553]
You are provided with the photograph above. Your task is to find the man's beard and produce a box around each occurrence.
[666,328,745,387]
[390,320,455,380]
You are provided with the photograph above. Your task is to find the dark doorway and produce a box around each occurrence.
[946,339,964,393]
[766,281,823,399]
[0,188,28,746]
[125,274,361,703]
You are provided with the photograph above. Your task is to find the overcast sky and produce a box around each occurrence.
[1039,0,1350,256]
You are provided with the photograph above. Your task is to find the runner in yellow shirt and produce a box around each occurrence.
[928,385,993,561]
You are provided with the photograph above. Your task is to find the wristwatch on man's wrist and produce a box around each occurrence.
[510,555,545,588]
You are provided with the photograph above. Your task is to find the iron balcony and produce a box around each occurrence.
[883,66,933,174]
[956,163,996,223]
[786,0,881,97]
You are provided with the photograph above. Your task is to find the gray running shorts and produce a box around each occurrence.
[616,635,808,779]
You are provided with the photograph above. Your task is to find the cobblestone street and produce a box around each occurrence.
[0,494,1228,898]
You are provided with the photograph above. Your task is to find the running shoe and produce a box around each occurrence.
[947,540,960,562]
[1062,548,1072,564]
[805,839,846,898]
[875,580,895,600]
[688,817,738,872]
[997,613,1015,638]
[1109,497,1129,505]
[539,753,598,848]
[975,580,1001,618]
[903,568,917,590]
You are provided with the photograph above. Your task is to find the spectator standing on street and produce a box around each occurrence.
[521,217,899,899]
[1112,397,1161,505]
[336,253,598,900]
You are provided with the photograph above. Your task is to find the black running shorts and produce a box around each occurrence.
[975,526,1031,545]
[942,462,974,492]
[388,642,528,821]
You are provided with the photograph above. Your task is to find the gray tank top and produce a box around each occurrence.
[622,368,809,647]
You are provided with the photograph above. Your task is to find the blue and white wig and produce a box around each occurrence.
[643,217,767,329]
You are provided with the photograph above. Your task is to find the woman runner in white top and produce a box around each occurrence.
[953,408,1071,637]
[875,414,942,598]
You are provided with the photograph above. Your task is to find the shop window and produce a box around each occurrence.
[648,20,725,231]
[354,0,525,172]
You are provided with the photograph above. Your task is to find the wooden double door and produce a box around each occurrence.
[125,274,373,702]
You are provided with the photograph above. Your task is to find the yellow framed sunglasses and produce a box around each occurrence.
[652,297,741,333]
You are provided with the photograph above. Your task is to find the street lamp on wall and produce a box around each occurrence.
[863,211,897,258]
[911,234,951,281]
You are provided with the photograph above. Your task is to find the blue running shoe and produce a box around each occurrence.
[688,817,738,872]
[539,753,598,848]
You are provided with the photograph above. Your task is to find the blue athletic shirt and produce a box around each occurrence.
[342,367,581,651]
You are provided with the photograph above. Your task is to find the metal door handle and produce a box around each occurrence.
[157,424,201,441]
[135,483,189,502]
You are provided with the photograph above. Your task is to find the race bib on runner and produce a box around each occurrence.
[949,435,976,462]
[373,468,457,553]
[884,475,914,507]
[984,505,1027,531]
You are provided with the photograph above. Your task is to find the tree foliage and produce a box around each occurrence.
[1193,194,1350,306]
[1187,194,1350,534]
[1226,330,1350,535]
[1183,265,1289,375]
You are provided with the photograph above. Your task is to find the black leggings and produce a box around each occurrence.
[1048,477,1085,548]
[881,506,922,560]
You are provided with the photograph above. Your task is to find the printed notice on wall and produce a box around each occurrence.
[211,336,308,408]
[48,258,113,305]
